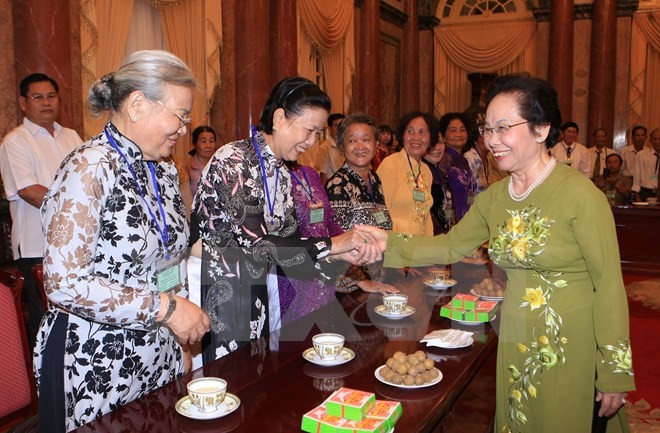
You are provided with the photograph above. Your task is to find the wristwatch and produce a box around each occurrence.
[157,291,177,325]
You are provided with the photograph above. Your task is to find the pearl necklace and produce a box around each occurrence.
[508,158,556,202]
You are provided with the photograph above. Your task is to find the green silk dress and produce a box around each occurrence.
[384,163,634,433]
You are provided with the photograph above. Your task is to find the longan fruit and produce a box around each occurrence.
[430,368,440,379]
[406,354,419,365]
[407,366,418,377]
[415,363,426,374]
[423,358,435,370]
[386,358,397,369]
[414,350,426,361]
[421,370,433,383]
[396,364,408,375]
[393,352,406,362]
[391,373,404,385]
[414,376,424,386]
[403,375,415,386]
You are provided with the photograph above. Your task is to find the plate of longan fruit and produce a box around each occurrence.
[374,350,443,389]
[470,278,505,301]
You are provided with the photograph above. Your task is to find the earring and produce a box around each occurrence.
[272,127,277,133]
[132,116,138,122]
[536,138,543,143]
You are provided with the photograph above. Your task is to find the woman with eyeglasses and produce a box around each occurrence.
[37,50,211,432]
[189,77,380,363]
[357,74,634,433]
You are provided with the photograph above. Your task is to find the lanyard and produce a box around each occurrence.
[367,173,377,203]
[250,126,280,225]
[406,151,422,187]
[290,168,315,202]
[563,144,573,158]
[104,127,170,259]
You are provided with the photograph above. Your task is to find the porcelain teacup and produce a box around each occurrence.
[383,294,408,314]
[187,377,227,413]
[312,333,345,360]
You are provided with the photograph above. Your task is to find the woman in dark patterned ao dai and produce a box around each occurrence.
[325,113,397,294]
[190,77,380,363]
[36,50,210,432]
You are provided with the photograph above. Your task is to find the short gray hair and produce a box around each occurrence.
[87,50,198,116]
[336,113,378,152]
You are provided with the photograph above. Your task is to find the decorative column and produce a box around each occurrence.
[235,0,271,139]
[587,0,617,142]
[13,0,80,133]
[359,0,380,119]
[401,0,419,115]
[270,0,298,85]
[418,15,440,115]
[0,0,17,139]
[548,0,574,121]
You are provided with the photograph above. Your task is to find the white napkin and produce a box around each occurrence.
[421,329,474,349]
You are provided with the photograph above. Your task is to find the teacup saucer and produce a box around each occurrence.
[374,305,416,320]
[302,347,355,367]
[423,278,457,290]
[175,393,241,420]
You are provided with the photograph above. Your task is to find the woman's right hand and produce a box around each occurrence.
[353,225,388,253]
[159,294,211,345]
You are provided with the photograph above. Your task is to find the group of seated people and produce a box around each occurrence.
[550,122,660,204]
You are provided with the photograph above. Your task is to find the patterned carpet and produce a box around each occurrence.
[625,278,660,433]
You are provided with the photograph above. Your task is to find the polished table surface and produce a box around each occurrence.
[73,265,499,433]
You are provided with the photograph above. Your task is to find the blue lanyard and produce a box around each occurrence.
[104,127,170,259]
[290,168,315,202]
[250,126,280,225]
[406,151,422,187]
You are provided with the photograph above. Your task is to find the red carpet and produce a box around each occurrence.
[623,276,660,432]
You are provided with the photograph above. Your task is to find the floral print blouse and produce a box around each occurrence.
[190,131,334,363]
[326,164,393,292]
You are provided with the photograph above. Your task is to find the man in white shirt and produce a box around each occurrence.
[317,113,345,184]
[631,128,660,202]
[620,125,648,178]
[587,128,617,180]
[0,73,82,348]
[550,121,590,177]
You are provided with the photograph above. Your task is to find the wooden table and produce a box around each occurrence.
[72,267,498,433]
[611,204,660,275]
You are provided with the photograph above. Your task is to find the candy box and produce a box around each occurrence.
[464,301,497,322]
[336,416,389,433]
[325,388,376,421]
[451,294,479,310]
[301,405,345,433]
[440,303,466,320]
[366,400,402,430]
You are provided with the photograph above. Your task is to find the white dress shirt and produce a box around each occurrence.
[620,145,643,178]
[586,146,618,179]
[631,147,659,192]
[0,117,82,258]
[550,141,591,177]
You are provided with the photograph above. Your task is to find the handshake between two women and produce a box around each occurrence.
[327,225,389,266]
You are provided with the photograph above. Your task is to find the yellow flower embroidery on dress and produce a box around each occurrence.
[489,205,552,267]
[406,171,431,227]
[522,287,546,311]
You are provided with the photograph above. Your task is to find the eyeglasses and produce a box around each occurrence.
[25,93,58,102]
[157,100,192,128]
[479,121,529,138]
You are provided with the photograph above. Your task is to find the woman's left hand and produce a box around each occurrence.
[595,391,627,417]
[357,280,399,294]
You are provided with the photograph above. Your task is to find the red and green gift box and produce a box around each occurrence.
[440,303,466,320]
[325,388,376,421]
[464,300,497,322]
[301,394,402,433]
[301,405,346,433]
[451,293,478,310]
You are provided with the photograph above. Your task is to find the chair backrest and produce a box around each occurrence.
[31,263,49,309]
[0,270,38,430]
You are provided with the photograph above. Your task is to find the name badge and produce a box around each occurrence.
[156,254,182,292]
[565,158,573,166]
[412,189,426,202]
[373,211,388,225]
[310,207,324,224]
